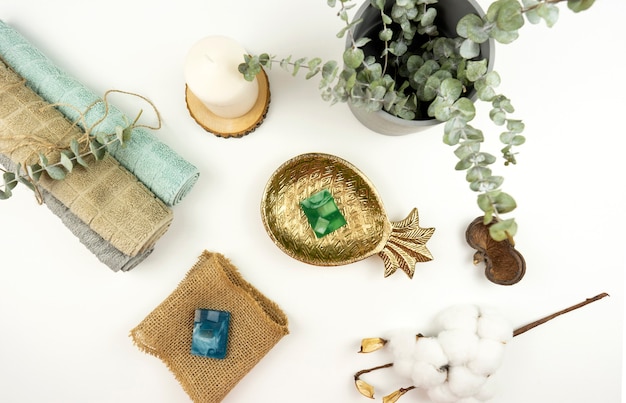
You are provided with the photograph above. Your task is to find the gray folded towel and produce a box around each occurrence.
[0,153,152,272]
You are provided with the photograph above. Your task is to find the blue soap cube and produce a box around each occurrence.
[191,309,231,359]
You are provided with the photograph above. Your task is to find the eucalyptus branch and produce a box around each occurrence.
[1,128,125,201]
[239,0,594,241]
[1,89,162,201]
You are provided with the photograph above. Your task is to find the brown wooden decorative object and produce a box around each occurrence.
[185,69,270,138]
[465,216,526,285]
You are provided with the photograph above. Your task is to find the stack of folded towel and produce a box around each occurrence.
[0,20,200,271]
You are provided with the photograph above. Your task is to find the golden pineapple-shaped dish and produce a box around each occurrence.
[260,153,435,278]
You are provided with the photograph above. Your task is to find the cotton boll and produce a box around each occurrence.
[392,356,415,379]
[385,329,417,358]
[456,397,482,403]
[411,361,447,389]
[447,365,488,398]
[435,304,480,332]
[467,338,505,376]
[427,383,460,403]
[477,308,513,343]
[473,374,498,401]
[437,329,479,366]
[413,336,449,368]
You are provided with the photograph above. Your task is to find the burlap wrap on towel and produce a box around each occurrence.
[130,251,289,403]
[0,20,199,206]
[0,58,173,263]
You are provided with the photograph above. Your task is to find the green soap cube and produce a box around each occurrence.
[300,189,347,238]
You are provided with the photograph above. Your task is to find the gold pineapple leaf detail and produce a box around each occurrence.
[378,208,435,278]
[359,337,387,353]
[355,379,375,399]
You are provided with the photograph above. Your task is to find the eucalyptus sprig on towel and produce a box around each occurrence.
[0,89,162,202]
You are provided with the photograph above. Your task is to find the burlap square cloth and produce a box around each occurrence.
[130,251,289,403]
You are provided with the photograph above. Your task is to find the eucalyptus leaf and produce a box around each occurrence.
[489,218,517,240]
[60,150,74,173]
[490,109,506,125]
[493,191,517,213]
[457,14,490,43]
[477,86,496,101]
[470,176,503,192]
[379,28,393,41]
[258,53,271,66]
[388,40,408,56]
[27,164,42,182]
[493,0,524,31]
[522,0,541,23]
[506,119,525,132]
[423,75,441,101]
[484,71,501,87]
[122,127,133,145]
[439,78,463,100]
[355,38,372,48]
[466,166,492,182]
[44,164,66,181]
[568,0,595,12]
[70,139,88,167]
[477,192,497,213]
[511,134,526,146]
[16,173,36,191]
[38,153,49,167]
[421,7,437,26]
[460,39,480,59]
[343,48,364,69]
[89,140,106,160]
[322,60,339,80]
[95,131,109,145]
[306,68,321,80]
[537,3,559,27]
[444,128,462,146]
[455,157,473,171]
[3,172,17,191]
[524,9,541,25]
[432,38,456,59]
[465,59,488,82]
[115,125,125,144]
[452,97,476,121]
[490,26,519,44]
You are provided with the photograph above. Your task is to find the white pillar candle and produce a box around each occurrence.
[184,36,259,119]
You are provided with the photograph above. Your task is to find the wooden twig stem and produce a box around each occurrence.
[513,293,609,337]
[354,362,393,380]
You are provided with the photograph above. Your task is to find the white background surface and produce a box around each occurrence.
[0,1,623,402]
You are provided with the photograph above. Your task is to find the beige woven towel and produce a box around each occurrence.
[0,58,173,257]
[130,251,289,403]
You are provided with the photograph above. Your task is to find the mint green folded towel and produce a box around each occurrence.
[0,20,199,206]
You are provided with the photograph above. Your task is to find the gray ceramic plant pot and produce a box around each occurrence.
[347,0,495,136]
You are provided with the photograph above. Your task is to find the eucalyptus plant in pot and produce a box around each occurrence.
[239,0,594,243]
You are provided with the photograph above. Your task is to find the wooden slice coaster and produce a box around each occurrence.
[185,69,270,138]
